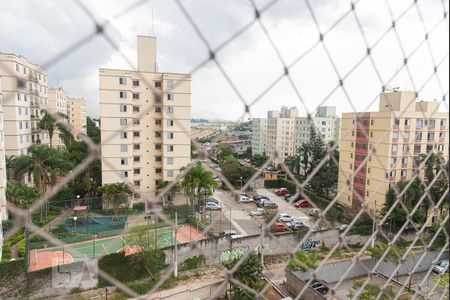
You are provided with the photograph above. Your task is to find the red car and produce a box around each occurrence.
[275,188,290,196]
[271,222,288,232]
[294,199,310,208]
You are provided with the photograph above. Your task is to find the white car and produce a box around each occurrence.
[432,259,449,274]
[206,202,222,210]
[335,224,348,231]
[239,195,253,203]
[279,213,293,223]
[309,208,321,216]
[250,208,266,217]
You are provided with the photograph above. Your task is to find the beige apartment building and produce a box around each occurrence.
[0,77,7,221]
[266,106,298,165]
[67,97,87,137]
[100,36,191,208]
[0,52,50,157]
[337,91,448,212]
[47,87,69,148]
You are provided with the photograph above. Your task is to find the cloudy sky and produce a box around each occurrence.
[0,0,448,121]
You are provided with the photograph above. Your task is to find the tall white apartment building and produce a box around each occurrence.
[100,36,191,208]
[296,106,340,146]
[48,87,68,148]
[251,118,267,155]
[67,97,87,136]
[0,52,50,157]
[266,106,298,164]
[0,77,7,221]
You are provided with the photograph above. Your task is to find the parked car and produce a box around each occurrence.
[305,279,329,295]
[250,208,266,217]
[257,197,270,207]
[219,230,237,238]
[239,195,253,203]
[205,202,222,210]
[308,208,320,216]
[285,194,302,202]
[283,194,293,200]
[275,188,290,196]
[286,220,308,231]
[432,259,449,274]
[241,193,250,198]
[335,224,348,231]
[294,199,310,208]
[263,201,278,209]
[271,222,288,232]
[279,213,294,223]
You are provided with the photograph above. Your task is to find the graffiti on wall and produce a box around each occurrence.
[220,246,249,263]
[301,240,321,251]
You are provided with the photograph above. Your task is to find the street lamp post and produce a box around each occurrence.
[240,177,243,190]
[73,216,78,233]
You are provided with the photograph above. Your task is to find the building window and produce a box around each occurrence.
[401,170,407,177]
[392,131,399,139]
[155,144,162,150]
[403,132,410,139]
[155,168,162,174]
[155,81,162,88]
[155,156,162,162]
[134,180,141,187]
[120,158,128,165]
[119,91,127,99]
[401,157,408,164]
[167,119,174,126]
[132,80,139,87]
[167,106,174,114]
[405,119,411,126]
[120,118,128,125]
[155,107,162,113]
[155,132,161,138]
[119,77,127,85]
[437,144,444,151]
[427,132,435,141]
[132,93,139,100]
[120,104,127,112]
[133,106,140,113]
[416,119,423,128]
[391,145,398,152]
[440,119,447,127]
[402,145,409,152]
[370,120,374,125]
[120,132,128,139]
[133,131,140,138]
[167,80,174,88]
[120,145,128,152]
[415,132,422,141]
[167,132,174,139]
[428,119,436,128]
[389,170,396,177]
[133,156,140,162]
[133,119,140,125]
[133,168,140,175]
[167,170,174,177]
[167,157,174,165]
[122,171,128,178]
[167,93,174,101]
[167,145,174,152]
[133,144,140,150]
[439,132,445,139]
[16,64,20,72]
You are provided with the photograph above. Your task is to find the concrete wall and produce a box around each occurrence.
[147,279,226,300]
[290,250,448,284]
[285,268,326,300]
[165,229,369,265]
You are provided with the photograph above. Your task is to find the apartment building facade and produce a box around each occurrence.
[0,77,7,221]
[0,52,50,157]
[266,107,298,165]
[251,118,267,155]
[337,91,449,211]
[100,36,191,208]
[67,97,87,137]
[296,106,340,146]
[47,87,68,148]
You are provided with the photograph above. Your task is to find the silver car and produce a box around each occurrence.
[432,259,449,274]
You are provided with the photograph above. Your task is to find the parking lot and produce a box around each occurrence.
[204,188,313,237]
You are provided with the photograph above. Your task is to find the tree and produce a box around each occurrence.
[222,155,241,184]
[251,153,268,168]
[217,145,233,161]
[6,181,40,209]
[348,281,410,300]
[125,230,167,281]
[38,111,57,148]
[86,117,100,144]
[97,183,133,220]
[181,163,218,206]
[156,181,181,206]
[222,253,264,299]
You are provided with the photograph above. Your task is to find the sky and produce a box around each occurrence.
[0,0,448,121]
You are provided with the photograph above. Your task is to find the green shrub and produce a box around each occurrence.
[288,250,320,271]
[98,253,147,287]
[180,255,205,271]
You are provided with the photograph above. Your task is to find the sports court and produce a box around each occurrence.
[29,224,205,272]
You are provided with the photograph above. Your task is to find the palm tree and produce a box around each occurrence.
[38,111,57,148]
[6,181,40,209]
[156,180,181,206]
[97,183,133,221]
[181,163,218,206]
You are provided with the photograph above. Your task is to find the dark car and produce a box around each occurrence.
[262,201,278,209]
[255,196,269,207]
[305,279,329,295]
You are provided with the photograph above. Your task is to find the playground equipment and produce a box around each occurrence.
[67,204,127,234]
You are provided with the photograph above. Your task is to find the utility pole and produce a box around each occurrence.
[174,210,178,278]
[260,225,264,266]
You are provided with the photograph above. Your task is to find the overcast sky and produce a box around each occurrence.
[0,0,448,121]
